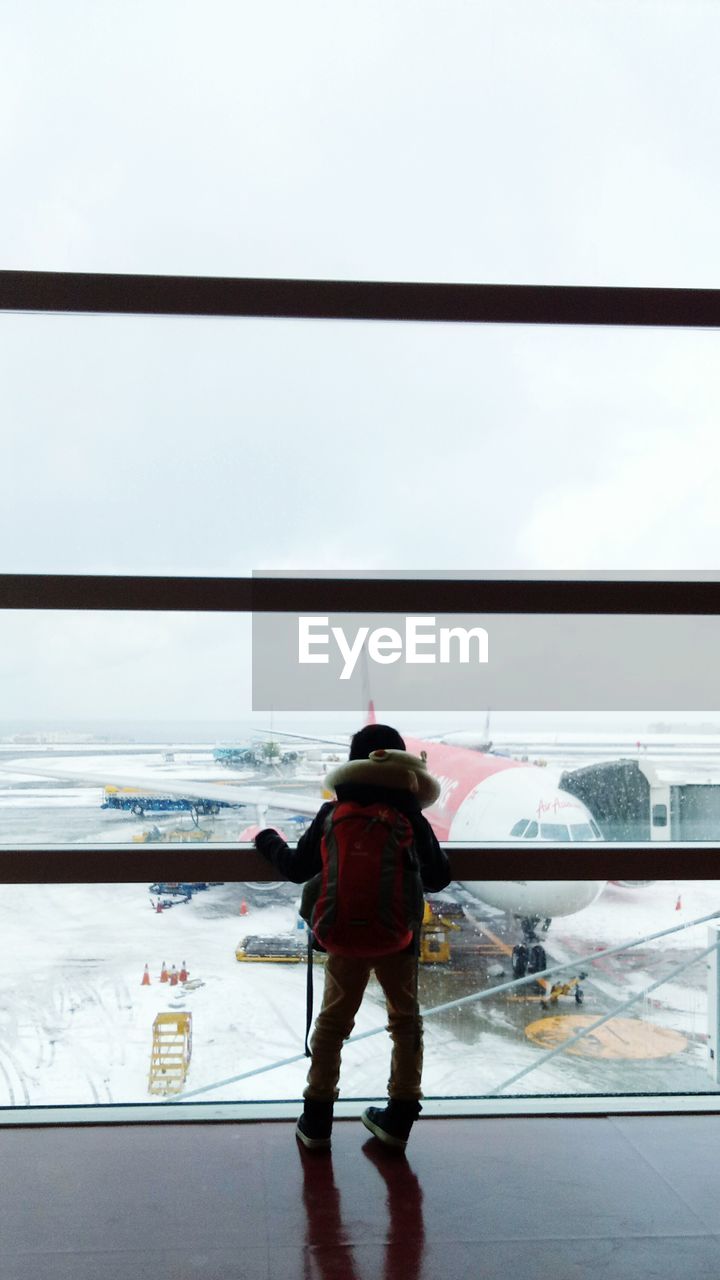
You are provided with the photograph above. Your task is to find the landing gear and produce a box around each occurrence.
[511,942,547,977]
[511,916,550,985]
[518,918,549,967]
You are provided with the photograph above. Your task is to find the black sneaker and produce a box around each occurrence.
[295,1099,334,1150]
[361,1099,422,1149]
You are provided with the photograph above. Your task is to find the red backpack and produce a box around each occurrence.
[304,801,425,958]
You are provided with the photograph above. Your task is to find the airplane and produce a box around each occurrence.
[400,732,606,977]
[242,711,611,975]
[1,720,610,977]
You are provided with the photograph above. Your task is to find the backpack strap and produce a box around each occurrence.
[304,929,314,1058]
[403,839,424,935]
[312,810,341,936]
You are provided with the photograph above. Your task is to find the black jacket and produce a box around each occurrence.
[254,781,451,893]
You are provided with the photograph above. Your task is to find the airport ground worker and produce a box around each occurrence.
[254,723,450,1151]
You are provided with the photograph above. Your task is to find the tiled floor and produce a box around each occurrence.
[1,1116,720,1278]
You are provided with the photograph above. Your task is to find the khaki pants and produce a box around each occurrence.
[304,950,423,1102]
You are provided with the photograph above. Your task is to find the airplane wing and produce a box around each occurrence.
[251,727,349,748]
[0,759,321,818]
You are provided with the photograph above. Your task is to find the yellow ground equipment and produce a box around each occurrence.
[539,972,587,1010]
[133,826,210,843]
[507,972,587,1006]
[419,901,460,965]
[148,1012,192,1095]
[235,935,314,963]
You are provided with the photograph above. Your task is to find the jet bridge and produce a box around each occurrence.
[560,757,720,842]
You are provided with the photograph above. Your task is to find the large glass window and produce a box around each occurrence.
[4,0,720,1123]
[3,606,720,846]
[3,313,720,576]
[0,879,717,1108]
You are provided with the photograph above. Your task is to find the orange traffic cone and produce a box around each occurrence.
[160,961,168,983]
[142,964,151,986]
[155,901,164,914]
[169,965,178,986]
[676,894,683,911]
[179,962,188,982]
[240,899,248,916]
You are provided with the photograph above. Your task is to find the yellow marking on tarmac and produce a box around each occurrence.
[525,1015,687,1060]
[477,924,513,956]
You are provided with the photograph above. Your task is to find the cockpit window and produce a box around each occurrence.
[522,821,539,838]
[590,819,603,838]
[510,819,529,837]
[570,823,594,841]
[540,823,571,840]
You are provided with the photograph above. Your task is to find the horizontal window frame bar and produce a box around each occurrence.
[3,1097,720,1127]
[0,844,716,883]
[3,270,720,327]
[3,573,720,613]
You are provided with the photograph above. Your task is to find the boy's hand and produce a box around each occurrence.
[253,828,277,851]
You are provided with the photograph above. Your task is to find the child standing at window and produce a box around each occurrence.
[254,723,449,1150]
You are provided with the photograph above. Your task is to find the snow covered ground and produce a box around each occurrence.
[0,876,716,1110]
[0,746,718,1109]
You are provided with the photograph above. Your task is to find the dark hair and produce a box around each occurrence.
[349,723,406,760]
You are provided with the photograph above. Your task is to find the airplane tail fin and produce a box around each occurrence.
[360,642,376,725]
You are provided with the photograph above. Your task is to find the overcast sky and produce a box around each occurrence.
[4,0,720,286]
[2,1,720,724]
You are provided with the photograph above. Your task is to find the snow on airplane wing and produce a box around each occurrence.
[0,759,320,818]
